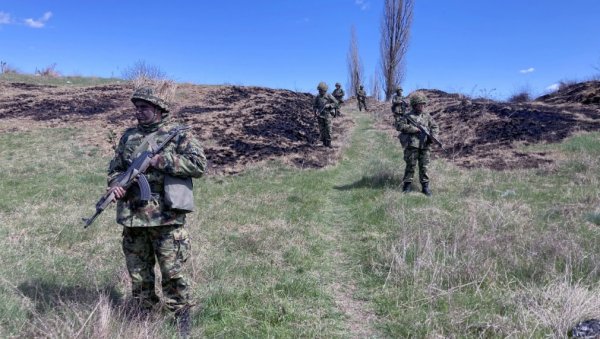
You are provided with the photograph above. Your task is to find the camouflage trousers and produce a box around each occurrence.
[402,146,431,184]
[357,99,368,111]
[122,225,192,312]
[317,116,332,145]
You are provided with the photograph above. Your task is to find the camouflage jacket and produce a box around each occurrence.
[332,88,345,102]
[391,94,408,115]
[396,110,439,149]
[356,89,367,100]
[108,120,207,227]
[313,93,339,118]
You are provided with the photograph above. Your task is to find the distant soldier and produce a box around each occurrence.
[396,93,439,196]
[106,85,206,337]
[331,83,345,117]
[356,85,368,111]
[391,87,408,119]
[313,82,339,147]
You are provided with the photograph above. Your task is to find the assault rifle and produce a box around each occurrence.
[404,115,445,150]
[82,125,191,228]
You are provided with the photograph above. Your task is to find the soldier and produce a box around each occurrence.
[313,82,339,147]
[331,83,345,117]
[356,85,368,111]
[396,93,439,196]
[391,86,408,118]
[106,85,206,337]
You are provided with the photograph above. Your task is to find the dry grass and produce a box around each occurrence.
[514,280,600,337]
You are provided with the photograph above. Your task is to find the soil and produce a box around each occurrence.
[0,82,354,174]
[2,80,599,172]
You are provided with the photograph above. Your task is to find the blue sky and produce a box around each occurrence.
[1,1,599,99]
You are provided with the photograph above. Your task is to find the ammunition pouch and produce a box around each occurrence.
[164,175,195,213]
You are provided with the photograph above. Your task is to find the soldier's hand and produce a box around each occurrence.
[107,186,126,201]
[149,154,162,168]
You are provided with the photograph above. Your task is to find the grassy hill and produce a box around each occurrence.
[2,96,600,337]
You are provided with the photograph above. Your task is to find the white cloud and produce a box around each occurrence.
[24,11,52,28]
[519,67,535,74]
[545,83,559,92]
[355,0,370,10]
[0,11,12,24]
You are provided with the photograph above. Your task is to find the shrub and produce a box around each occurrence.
[121,60,166,81]
[508,91,531,103]
[35,63,60,77]
[0,61,19,74]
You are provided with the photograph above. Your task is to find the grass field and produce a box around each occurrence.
[0,73,122,86]
[1,104,600,337]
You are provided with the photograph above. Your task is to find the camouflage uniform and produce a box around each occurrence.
[313,82,339,147]
[356,86,368,111]
[391,87,408,123]
[108,89,206,313]
[331,83,345,117]
[396,93,439,194]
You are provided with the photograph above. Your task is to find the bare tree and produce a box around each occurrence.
[346,25,364,97]
[379,0,414,101]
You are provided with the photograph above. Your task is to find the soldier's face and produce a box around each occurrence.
[414,103,425,113]
[318,89,326,95]
[134,101,161,124]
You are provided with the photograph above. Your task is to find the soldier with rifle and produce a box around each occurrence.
[331,82,345,117]
[86,85,206,338]
[396,92,440,196]
[313,82,339,147]
[391,86,408,121]
[356,84,368,111]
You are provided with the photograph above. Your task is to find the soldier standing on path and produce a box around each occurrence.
[313,82,339,147]
[106,84,207,338]
[356,85,368,111]
[332,83,345,117]
[396,93,439,196]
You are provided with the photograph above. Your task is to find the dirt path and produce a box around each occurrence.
[320,104,381,338]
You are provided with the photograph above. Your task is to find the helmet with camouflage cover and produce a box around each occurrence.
[395,86,403,93]
[410,93,428,107]
[131,87,170,113]
[335,82,341,87]
[317,82,328,91]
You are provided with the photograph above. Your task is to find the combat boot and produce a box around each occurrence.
[175,307,191,339]
[402,182,412,193]
[421,182,432,196]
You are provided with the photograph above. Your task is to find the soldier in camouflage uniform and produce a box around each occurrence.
[396,93,439,196]
[356,85,368,111]
[391,87,408,124]
[313,82,339,147]
[106,86,206,335]
[331,83,345,117]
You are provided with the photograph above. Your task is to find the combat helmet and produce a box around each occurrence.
[335,82,341,87]
[395,86,403,93]
[131,86,170,113]
[410,93,428,107]
[317,82,328,91]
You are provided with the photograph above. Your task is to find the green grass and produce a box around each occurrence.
[0,72,122,86]
[2,107,600,337]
